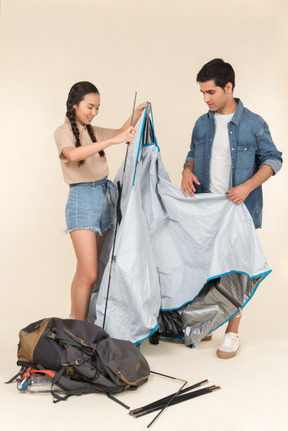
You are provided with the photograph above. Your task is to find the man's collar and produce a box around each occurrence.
[230,98,244,125]
[208,98,244,125]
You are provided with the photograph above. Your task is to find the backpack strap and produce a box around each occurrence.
[6,363,55,385]
[48,321,94,351]
[107,393,130,410]
[6,362,35,384]
[46,337,93,403]
[5,372,21,384]
[51,366,90,403]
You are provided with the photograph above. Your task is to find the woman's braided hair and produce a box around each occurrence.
[66,81,104,166]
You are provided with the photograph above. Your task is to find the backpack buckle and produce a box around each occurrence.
[66,367,74,375]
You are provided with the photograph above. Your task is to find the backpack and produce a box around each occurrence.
[12,317,150,402]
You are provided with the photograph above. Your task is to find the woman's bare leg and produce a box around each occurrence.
[226,311,242,333]
[96,231,106,258]
[69,229,104,321]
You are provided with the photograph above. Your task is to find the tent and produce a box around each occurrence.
[88,106,271,346]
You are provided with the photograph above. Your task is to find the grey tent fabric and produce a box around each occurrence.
[88,107,271,346]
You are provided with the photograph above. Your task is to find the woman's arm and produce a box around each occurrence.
[62,126,135,162]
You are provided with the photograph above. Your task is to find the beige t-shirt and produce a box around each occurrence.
[54,118,115,184]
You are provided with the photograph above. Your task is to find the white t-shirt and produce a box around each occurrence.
[210,112,234,194]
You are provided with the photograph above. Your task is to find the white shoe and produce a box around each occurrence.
[217,332,240,359]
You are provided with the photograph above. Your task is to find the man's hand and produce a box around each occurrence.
[181,165,201,197]
[225,182,253,204]
[226,165,274,205]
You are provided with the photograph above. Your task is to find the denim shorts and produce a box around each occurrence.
[65,178,117,235]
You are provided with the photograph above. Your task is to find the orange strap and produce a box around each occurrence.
[23,369,56,379]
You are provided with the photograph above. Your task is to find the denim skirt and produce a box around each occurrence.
[65,178,116,235]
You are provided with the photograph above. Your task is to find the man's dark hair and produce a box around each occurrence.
[196,58,235,90]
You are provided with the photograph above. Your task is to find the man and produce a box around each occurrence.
[181,58,283,359]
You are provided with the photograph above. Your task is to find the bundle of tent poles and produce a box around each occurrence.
[129,374,221,427]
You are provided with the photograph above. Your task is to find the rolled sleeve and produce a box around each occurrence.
[255,122,283,175]
[260,158,282,175]
[185,155,195,163]
[184,130,196,165]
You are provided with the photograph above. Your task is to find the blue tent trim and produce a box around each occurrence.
[160,268,272,312]
[210,270,271,334]
[156,270,271,346]
[133,323,159,345]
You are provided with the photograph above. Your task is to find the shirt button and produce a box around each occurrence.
[230,131,233,134]
[232,148,235,150]
[244,148,247,151]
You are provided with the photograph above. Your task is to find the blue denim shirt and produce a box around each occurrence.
[185,99,283,228]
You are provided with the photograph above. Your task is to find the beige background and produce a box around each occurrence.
[1,0,287,347]
[0,1,287,429]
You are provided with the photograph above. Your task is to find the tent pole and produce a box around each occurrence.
[122,81,139,184]
[147,378,187,428]
[129,378,209,416]
[102,82,139,330]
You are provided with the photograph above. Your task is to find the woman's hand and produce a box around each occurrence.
[135,101,151,115]
[112,126,136,145]
[117,101,150,135]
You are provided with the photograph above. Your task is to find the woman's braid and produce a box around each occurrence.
[66,103,84,166]
[66,103,105,166]
[86,124,105,158]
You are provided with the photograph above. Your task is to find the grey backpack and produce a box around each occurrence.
[13,317,150,402]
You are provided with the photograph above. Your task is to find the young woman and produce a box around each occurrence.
[55,81,148,321]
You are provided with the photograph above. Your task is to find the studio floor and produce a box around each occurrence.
[1,314,287,431]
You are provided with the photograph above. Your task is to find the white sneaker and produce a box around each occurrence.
[217,332,240,359]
